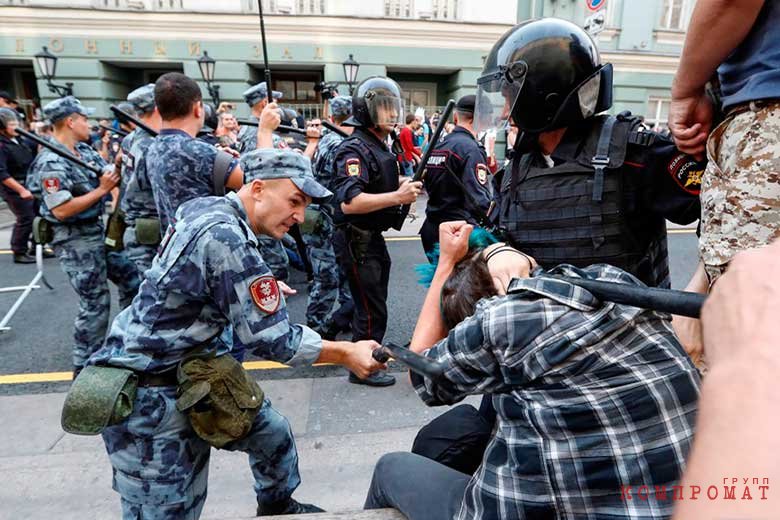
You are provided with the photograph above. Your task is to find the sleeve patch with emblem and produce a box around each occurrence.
[43,177,60,194]
[475,163,489,186]
[346,158,361,177]
[667,153,703,195]
[249,275,281,314]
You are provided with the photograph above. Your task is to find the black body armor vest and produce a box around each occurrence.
[501,115,671,288]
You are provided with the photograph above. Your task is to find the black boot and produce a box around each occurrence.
[349,371,396,387]
[13,253,36,264]
[256,497,325,516]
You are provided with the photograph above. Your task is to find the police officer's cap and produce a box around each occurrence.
[456,95,476,113]
[243,82,283,107]
[241,148,332,203]
[43,96,95,124]
[127,84,156,113]
[329,96,352,117]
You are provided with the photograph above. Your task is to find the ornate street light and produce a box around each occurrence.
[34,46,73,98]
[342,54,360,95]
[197,50,221,106]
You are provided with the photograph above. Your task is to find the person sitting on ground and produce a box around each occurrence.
[365,221,701,520]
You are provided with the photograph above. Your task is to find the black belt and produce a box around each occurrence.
[136,369,178,387]
[725,98,780,117]
[54,218,101,227]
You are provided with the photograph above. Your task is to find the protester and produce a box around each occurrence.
[397,113,420,177]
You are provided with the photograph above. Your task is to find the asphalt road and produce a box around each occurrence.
[0,232,699,395]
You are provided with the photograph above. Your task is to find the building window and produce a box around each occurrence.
[385,0,414,18]
[646,97,671,130]
[296,0,325,14]
[432,0,458,20]
[659,0,691,30]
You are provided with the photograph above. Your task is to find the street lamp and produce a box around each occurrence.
[34,46,73,98]
[197,50,221,107]
[342,54,360,95]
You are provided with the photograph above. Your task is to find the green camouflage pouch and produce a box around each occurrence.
[61,365,138,435]
[104,211,127,251]
[176,354,264,448]
[134,217,162,246]
[32,216,54,244]
[299,206,323,235]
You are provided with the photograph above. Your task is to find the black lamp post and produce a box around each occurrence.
[34,46,73,98]
[197,50,221,106]
[342,54,360,95]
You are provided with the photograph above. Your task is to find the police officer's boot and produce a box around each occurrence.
[256,497,325,516]
[349,370,396,387]
[13,253,36,264]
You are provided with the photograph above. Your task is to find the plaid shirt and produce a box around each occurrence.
[412,264,700,520]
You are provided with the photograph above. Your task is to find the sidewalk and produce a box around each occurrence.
[0,374,478,520]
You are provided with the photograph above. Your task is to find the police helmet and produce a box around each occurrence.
[344,76,404,128]
[474,18,613,135]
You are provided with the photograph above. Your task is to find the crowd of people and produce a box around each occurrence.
[1,2,778,518]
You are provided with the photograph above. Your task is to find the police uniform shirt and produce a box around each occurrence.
[119,127,158,225]
[423,125,493,224]
[237,115,288,154]
[146,128,238,231]
[0,133,35,184]
[332,127,400,230]
[88,192,322,373]
[27,139,108,224]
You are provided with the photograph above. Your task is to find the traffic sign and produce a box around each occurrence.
[586,0,606,11]
[584,10,606,35]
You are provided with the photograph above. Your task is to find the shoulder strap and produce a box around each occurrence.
[590,115,617,203]
[212,150,233,196]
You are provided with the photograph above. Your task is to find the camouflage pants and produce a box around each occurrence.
[102,387,301,520]
[257,236,289,282]
[52,224,141,368]
[700,101,780,284]
[303,211,346,331]
[123,225,158,277]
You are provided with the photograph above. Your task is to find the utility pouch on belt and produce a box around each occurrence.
[104,211,127,251]
[347,224,372,263]
[299,207,323,235]
[175,354,264,448]
[61,365,137,435]
[134,217,162,246]
[33,216,54,244]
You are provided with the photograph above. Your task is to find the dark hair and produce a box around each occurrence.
[455,109,473,123]
[440,250,498,330]
[405,113,416,125]
[154,72,202,121]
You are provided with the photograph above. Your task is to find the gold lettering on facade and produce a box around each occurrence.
[85,39,98,54]
[120,40,133,55]
[314,47,324,60]
[282,47,293,60]
[253,45,262,58]
[16,39,24,53]
[188,41,201,57]
[154,41,166,56]
[49,38,64,53]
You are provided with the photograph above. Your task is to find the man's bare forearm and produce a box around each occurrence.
[672,0,765,97]
[51,188,108,221]
[410,261,453,354]
[340,192,400,215]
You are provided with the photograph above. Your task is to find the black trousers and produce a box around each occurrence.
[0,184,34,255]
[364,452,469,520]
[336,227,391,343]
[420,218,439,260]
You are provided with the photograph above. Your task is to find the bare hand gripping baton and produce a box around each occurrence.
[372,343,447,381]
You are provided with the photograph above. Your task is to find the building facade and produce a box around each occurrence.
[0,0,690,127]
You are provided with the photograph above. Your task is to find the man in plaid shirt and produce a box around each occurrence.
[365,222,700,520]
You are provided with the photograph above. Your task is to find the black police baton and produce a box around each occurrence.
[17,129,102,175]
[236,118,311,137]
[321,120,348,138]
[393,99,456,231]
[372,343,447,381]
[109,105,158,137]
[99,124,128,137]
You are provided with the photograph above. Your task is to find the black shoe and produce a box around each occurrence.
[13,253,36,264]
[72,365,83,380]
[256,497,325,515]
[349,371,396,387]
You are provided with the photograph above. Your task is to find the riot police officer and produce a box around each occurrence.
[237,81,285,154]
[474,18,703,289]
[420,94,494,257]
[332,77,422,387]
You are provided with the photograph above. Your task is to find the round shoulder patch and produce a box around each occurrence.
[249,275,281,314]
[43,177,60,194]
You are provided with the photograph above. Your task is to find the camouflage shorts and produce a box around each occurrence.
[700,101,780,284]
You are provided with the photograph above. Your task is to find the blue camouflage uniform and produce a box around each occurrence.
[237,81,291,281]
[27,96,141,370]
[89,148,331,519]
[119,84,159,274]
[304,96,354,333]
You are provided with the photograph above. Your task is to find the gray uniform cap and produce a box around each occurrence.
[127,84,156,113]
[243,82,283,107]
[43,96,95,123]
[329,96,353,117]
[241,148,332,203]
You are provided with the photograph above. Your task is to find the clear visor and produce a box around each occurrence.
[474,69,525,135]
[367,95,404,127]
